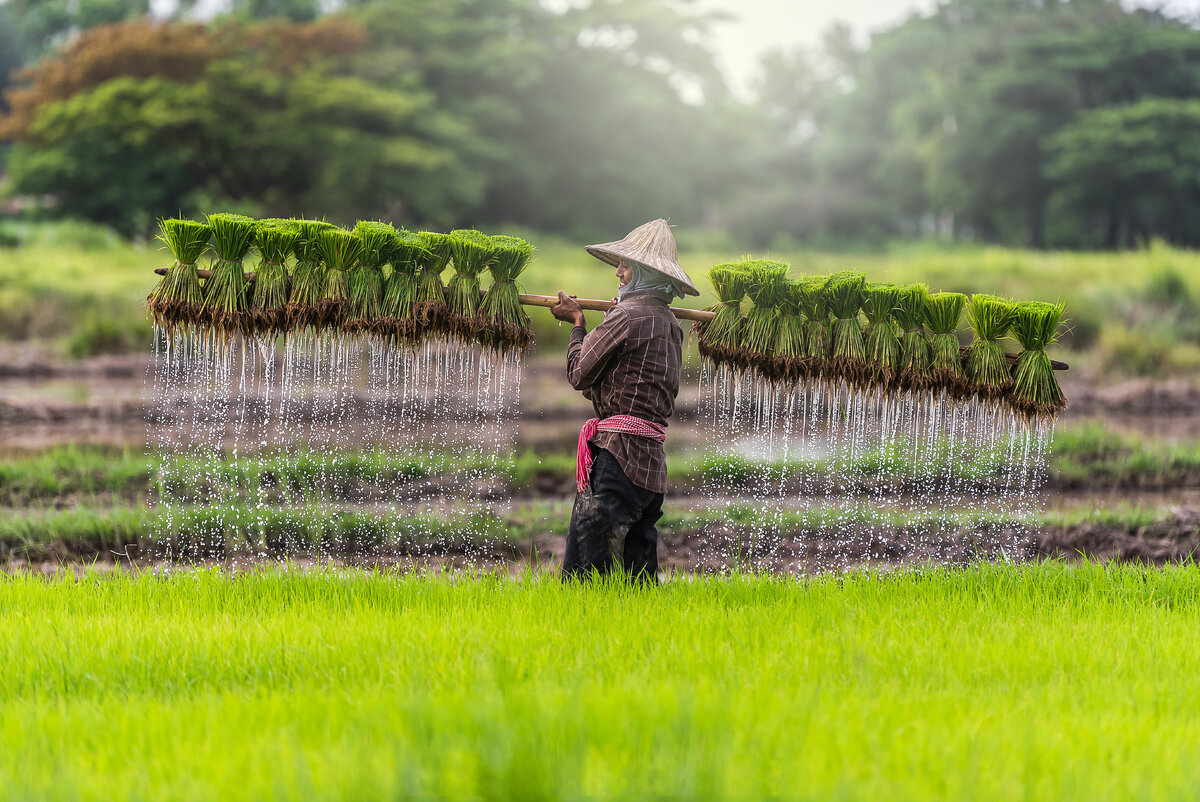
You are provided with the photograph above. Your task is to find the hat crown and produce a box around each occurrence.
[583,218,699,297]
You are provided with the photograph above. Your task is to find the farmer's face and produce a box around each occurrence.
[616,261,633,288]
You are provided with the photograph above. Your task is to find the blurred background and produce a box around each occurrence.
[3,0,1200,568]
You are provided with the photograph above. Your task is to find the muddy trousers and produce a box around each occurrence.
[562,448,663,582]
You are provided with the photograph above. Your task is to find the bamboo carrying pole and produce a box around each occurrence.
[152,267,1068,369]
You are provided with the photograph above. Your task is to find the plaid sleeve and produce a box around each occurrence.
[566,307,627,391]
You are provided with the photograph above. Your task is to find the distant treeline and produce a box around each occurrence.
[1,0,1198,248]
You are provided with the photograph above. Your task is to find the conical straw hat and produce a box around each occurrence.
[585,219,699,297]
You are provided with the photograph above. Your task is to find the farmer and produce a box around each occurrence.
[549,219,699,581]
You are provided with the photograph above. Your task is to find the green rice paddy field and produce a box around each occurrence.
[3,564,1200,800]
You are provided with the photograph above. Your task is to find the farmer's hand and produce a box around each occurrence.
[551,292,585,327]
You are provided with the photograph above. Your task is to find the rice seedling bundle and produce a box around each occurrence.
[894,283,932,390]
[862,282,901,387]
[314,228,363,330]
[772,278,806,382]
[249,221,299,337]
[798,276,830,366]
[924,291,968,393]
[446,230,497,341]
[1009,301,1067,419]
[201,213,257,339]
[347,221,394,335]
[380,230,429,344]
[414,232,453,335]
[479,234,536,352]
[966,293,1017,398]
[697,263,750,368]
[286,220,336,331]
[741,260,789,374]
[147,218,211,333]
[823,271,867,382]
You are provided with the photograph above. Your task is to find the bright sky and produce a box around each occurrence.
[699,0,1200,93]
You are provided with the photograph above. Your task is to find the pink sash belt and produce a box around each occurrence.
[576,415,667,493]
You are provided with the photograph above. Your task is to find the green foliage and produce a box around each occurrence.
[797,276,830,360]
[702,262,750,352]
[250,222,298,333]
[966,293,1016,391]
[445,229,495,334]
[741,260,789,358]
[201,213,256,333]
[774,279,806,362]
[314,228,361,327]
[147,218,210,328]
[895,283,930,378]
[346,221,394,330]
[480,234,536,351]
[924,291,966,380]
[1010,301,1067,416]
[862,282,900,376]
[824,271,866,366]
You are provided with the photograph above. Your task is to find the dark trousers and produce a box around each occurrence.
[562,448,663,582]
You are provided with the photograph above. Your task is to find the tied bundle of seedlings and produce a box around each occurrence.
[924,291,968,395]
[697,264,749,367]
[286,219,336,331]
[347,221,394,336]
[798,276,830,369]
[479,235,536,352]
[862,282,901,389]
[966,293,1017,399]
[147,218,211,333]
[1009,301,1067,419]
[414,231,453,335]
[314,228,363,330]
[446,230,496,341]
[741,260,790,376]
[379,230,429,344]
[250,220,299,337]
[823,271,867,383]
[895,283,932,391]
[772,278,806,383]
[201,212,257,340]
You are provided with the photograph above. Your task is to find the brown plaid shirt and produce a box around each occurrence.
[566,290,683,493]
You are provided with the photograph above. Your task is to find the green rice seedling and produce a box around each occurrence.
[967,293,1017,398]
[414,231,453,335]
[924,291,968,394]
[379,230,429,344]
[314,228,363,330]
[249,221,298,337]
[286,219,336,331]
[446,230,497,341]
[798,276,830,368]
[741,260,789,374]
[147,218,211,333]
[894,283,932,391]
[347,221,394,336]
[1009,300,1067,419]
[698,263,750,368]
[480,234,536,353]
[201,212,257,341]
[823,271,867,383]
[773,278,806,383]
[863,282,901,388]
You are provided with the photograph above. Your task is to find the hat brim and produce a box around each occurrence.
[584,244,700,297]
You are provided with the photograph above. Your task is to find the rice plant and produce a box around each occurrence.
[924,291,967,392]
[863,282,901,387]
[894,283,932,390]
[380,230,429,344]
[314,228,363,330]
[698,263,750,368]
[447,230,497,341]
[773,278,806,382]
[147,218,211,333]
[741,260,789,374]
[201,212,257,341]
[967,293,1017,397]
[414,232,453,335]
[1009,301,1067,419]
[249,220,298,337]
[480,234,536,352]
[347,221,394,335]
[798,276,830,365]
[286,219,336,332]
[823,271,867,382]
